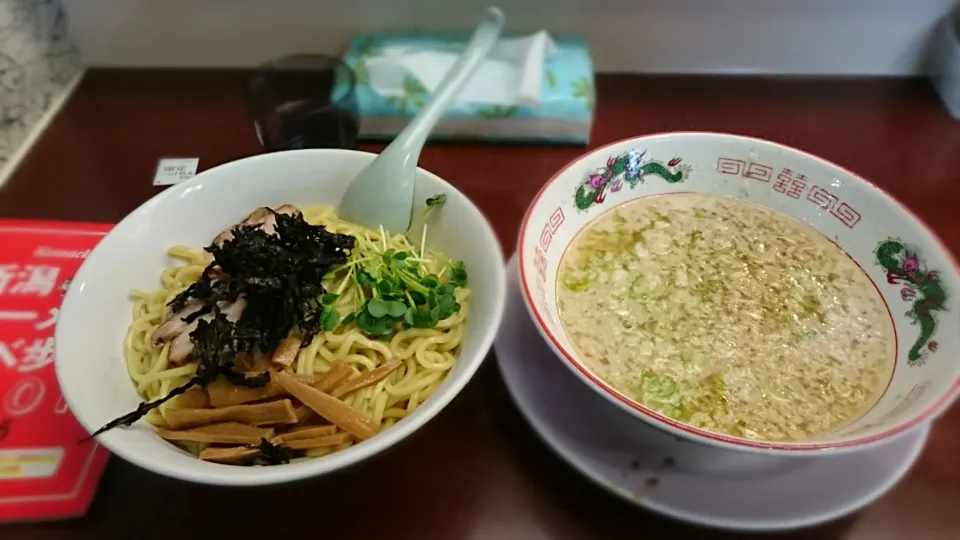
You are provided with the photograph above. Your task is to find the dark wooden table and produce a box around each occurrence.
[1,71,958,539]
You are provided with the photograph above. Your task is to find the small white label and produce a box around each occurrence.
[153,158,199,186]
[0,447,64,479]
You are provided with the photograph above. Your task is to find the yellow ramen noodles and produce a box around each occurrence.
[558,194,894,442]
[122,205,469,463]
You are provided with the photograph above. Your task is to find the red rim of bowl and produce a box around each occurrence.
[518,131,960,453]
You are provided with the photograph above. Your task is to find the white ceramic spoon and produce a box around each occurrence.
[339,6,505,233]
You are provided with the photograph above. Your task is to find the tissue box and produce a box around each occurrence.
[341,33,594,145]
[927,14,960,120]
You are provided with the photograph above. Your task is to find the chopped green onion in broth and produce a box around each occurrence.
[557,194,894,442]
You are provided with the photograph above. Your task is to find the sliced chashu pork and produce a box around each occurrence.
[153,298,203,343]
[153,297,246,365]
[213,204,301,245]
[152,204,300,365]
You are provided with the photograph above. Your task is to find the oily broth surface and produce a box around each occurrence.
[557,194,895,442]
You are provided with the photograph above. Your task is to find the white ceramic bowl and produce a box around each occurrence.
[519,132,959,456]
[55,149,506,485]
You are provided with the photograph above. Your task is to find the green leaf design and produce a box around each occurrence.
[353,61,369,86]
[402,74,427,96]
[571,76,595,112]
[476,105,518,119]
[399,74,429,113]
[356,37,379,57]
[545,69,557,89]
[350,37,380,88]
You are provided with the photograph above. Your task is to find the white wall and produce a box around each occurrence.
[64,0,957,75]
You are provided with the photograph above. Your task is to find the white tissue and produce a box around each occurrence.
[365,31,558,107]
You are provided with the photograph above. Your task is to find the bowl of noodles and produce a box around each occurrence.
[54,149,506,485]
[519,132,959,458]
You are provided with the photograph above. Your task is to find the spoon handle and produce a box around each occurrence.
[396,7,505,154]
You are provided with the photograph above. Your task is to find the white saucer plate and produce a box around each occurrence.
[495,255,929,532]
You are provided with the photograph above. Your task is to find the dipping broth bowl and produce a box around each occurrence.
[518,132,959,469]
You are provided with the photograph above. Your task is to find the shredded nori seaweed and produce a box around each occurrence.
[251,438,294,465]
[173,210,355,352]
[88,209,355,448]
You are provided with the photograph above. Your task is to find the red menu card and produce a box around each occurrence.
[0,220,112,522]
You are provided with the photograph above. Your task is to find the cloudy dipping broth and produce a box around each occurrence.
[557,193,895,442]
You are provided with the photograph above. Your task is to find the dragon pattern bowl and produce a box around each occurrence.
[518,132,959,459]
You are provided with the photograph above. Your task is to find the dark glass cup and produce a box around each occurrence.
[248,54,360,151]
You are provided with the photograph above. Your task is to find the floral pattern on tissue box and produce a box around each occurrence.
[341,33,594,128]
